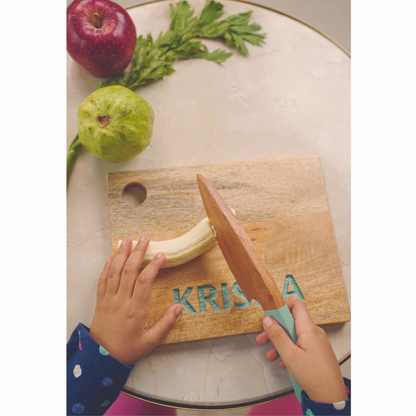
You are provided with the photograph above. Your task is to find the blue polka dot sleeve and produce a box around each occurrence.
[301,378,351,415]
[67,323,134,415]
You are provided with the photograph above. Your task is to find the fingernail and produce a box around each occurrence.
[263,316,274,329]
[155,252,164,259]
[122,237,130,245]
[106,256,112,264]
[139,235,147,242]
[175,305,183,316]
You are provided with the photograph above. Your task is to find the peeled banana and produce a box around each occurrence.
[118,217,218,268]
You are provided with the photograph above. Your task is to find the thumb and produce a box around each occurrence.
[144,304,183,349]
[262,315,298,361]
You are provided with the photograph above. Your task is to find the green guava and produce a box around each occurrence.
[77,85,154,163]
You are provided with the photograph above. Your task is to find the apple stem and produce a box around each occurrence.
[93,13,101,28]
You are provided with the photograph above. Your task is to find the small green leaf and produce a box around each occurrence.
[196,0,224,27]
[232,33,249,55]
[241,33,266,46]
[193,21,229,38]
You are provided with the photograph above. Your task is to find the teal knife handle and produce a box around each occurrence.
[265,305,303,403]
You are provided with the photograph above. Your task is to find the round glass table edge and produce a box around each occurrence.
[112,0,351,410]
[120,355,351,411]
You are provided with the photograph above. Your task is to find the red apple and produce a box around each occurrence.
[67,0,137,78]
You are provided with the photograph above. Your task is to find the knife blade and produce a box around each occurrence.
[197,173,303,403]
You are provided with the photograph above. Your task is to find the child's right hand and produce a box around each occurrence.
[256,300,348,404]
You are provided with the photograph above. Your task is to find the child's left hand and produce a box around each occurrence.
[89,235,183,366]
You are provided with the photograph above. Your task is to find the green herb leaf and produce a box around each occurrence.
[195,0,224,28]
[98,1,266,91]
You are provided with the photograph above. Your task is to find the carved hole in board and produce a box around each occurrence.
[122,183,147,206]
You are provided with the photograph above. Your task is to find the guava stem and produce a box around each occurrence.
[67,134,82,187]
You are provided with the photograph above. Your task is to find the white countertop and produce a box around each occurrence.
[67,0,350,407]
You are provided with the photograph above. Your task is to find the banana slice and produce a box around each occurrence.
[118,217,217,268]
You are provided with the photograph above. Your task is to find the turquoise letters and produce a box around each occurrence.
[197,285,221,313]
[221,283,231,310]
[232,282,251,309]
[173,287,197,315]
[282,274,305,301]
[172,275,304,314]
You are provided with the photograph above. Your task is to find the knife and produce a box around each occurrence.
[197,174,303,403]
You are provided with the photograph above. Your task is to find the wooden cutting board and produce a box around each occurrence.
[106,155,350,344]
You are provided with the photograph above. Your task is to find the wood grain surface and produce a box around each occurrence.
[106,155,350,344]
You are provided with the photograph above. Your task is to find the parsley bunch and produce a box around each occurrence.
[98,1,266,90]
[68,1,266,185]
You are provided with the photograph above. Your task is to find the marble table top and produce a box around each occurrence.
[67,0,350,408]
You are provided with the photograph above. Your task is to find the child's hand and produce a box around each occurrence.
[89,236,183,366]
[256,300,348,404]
